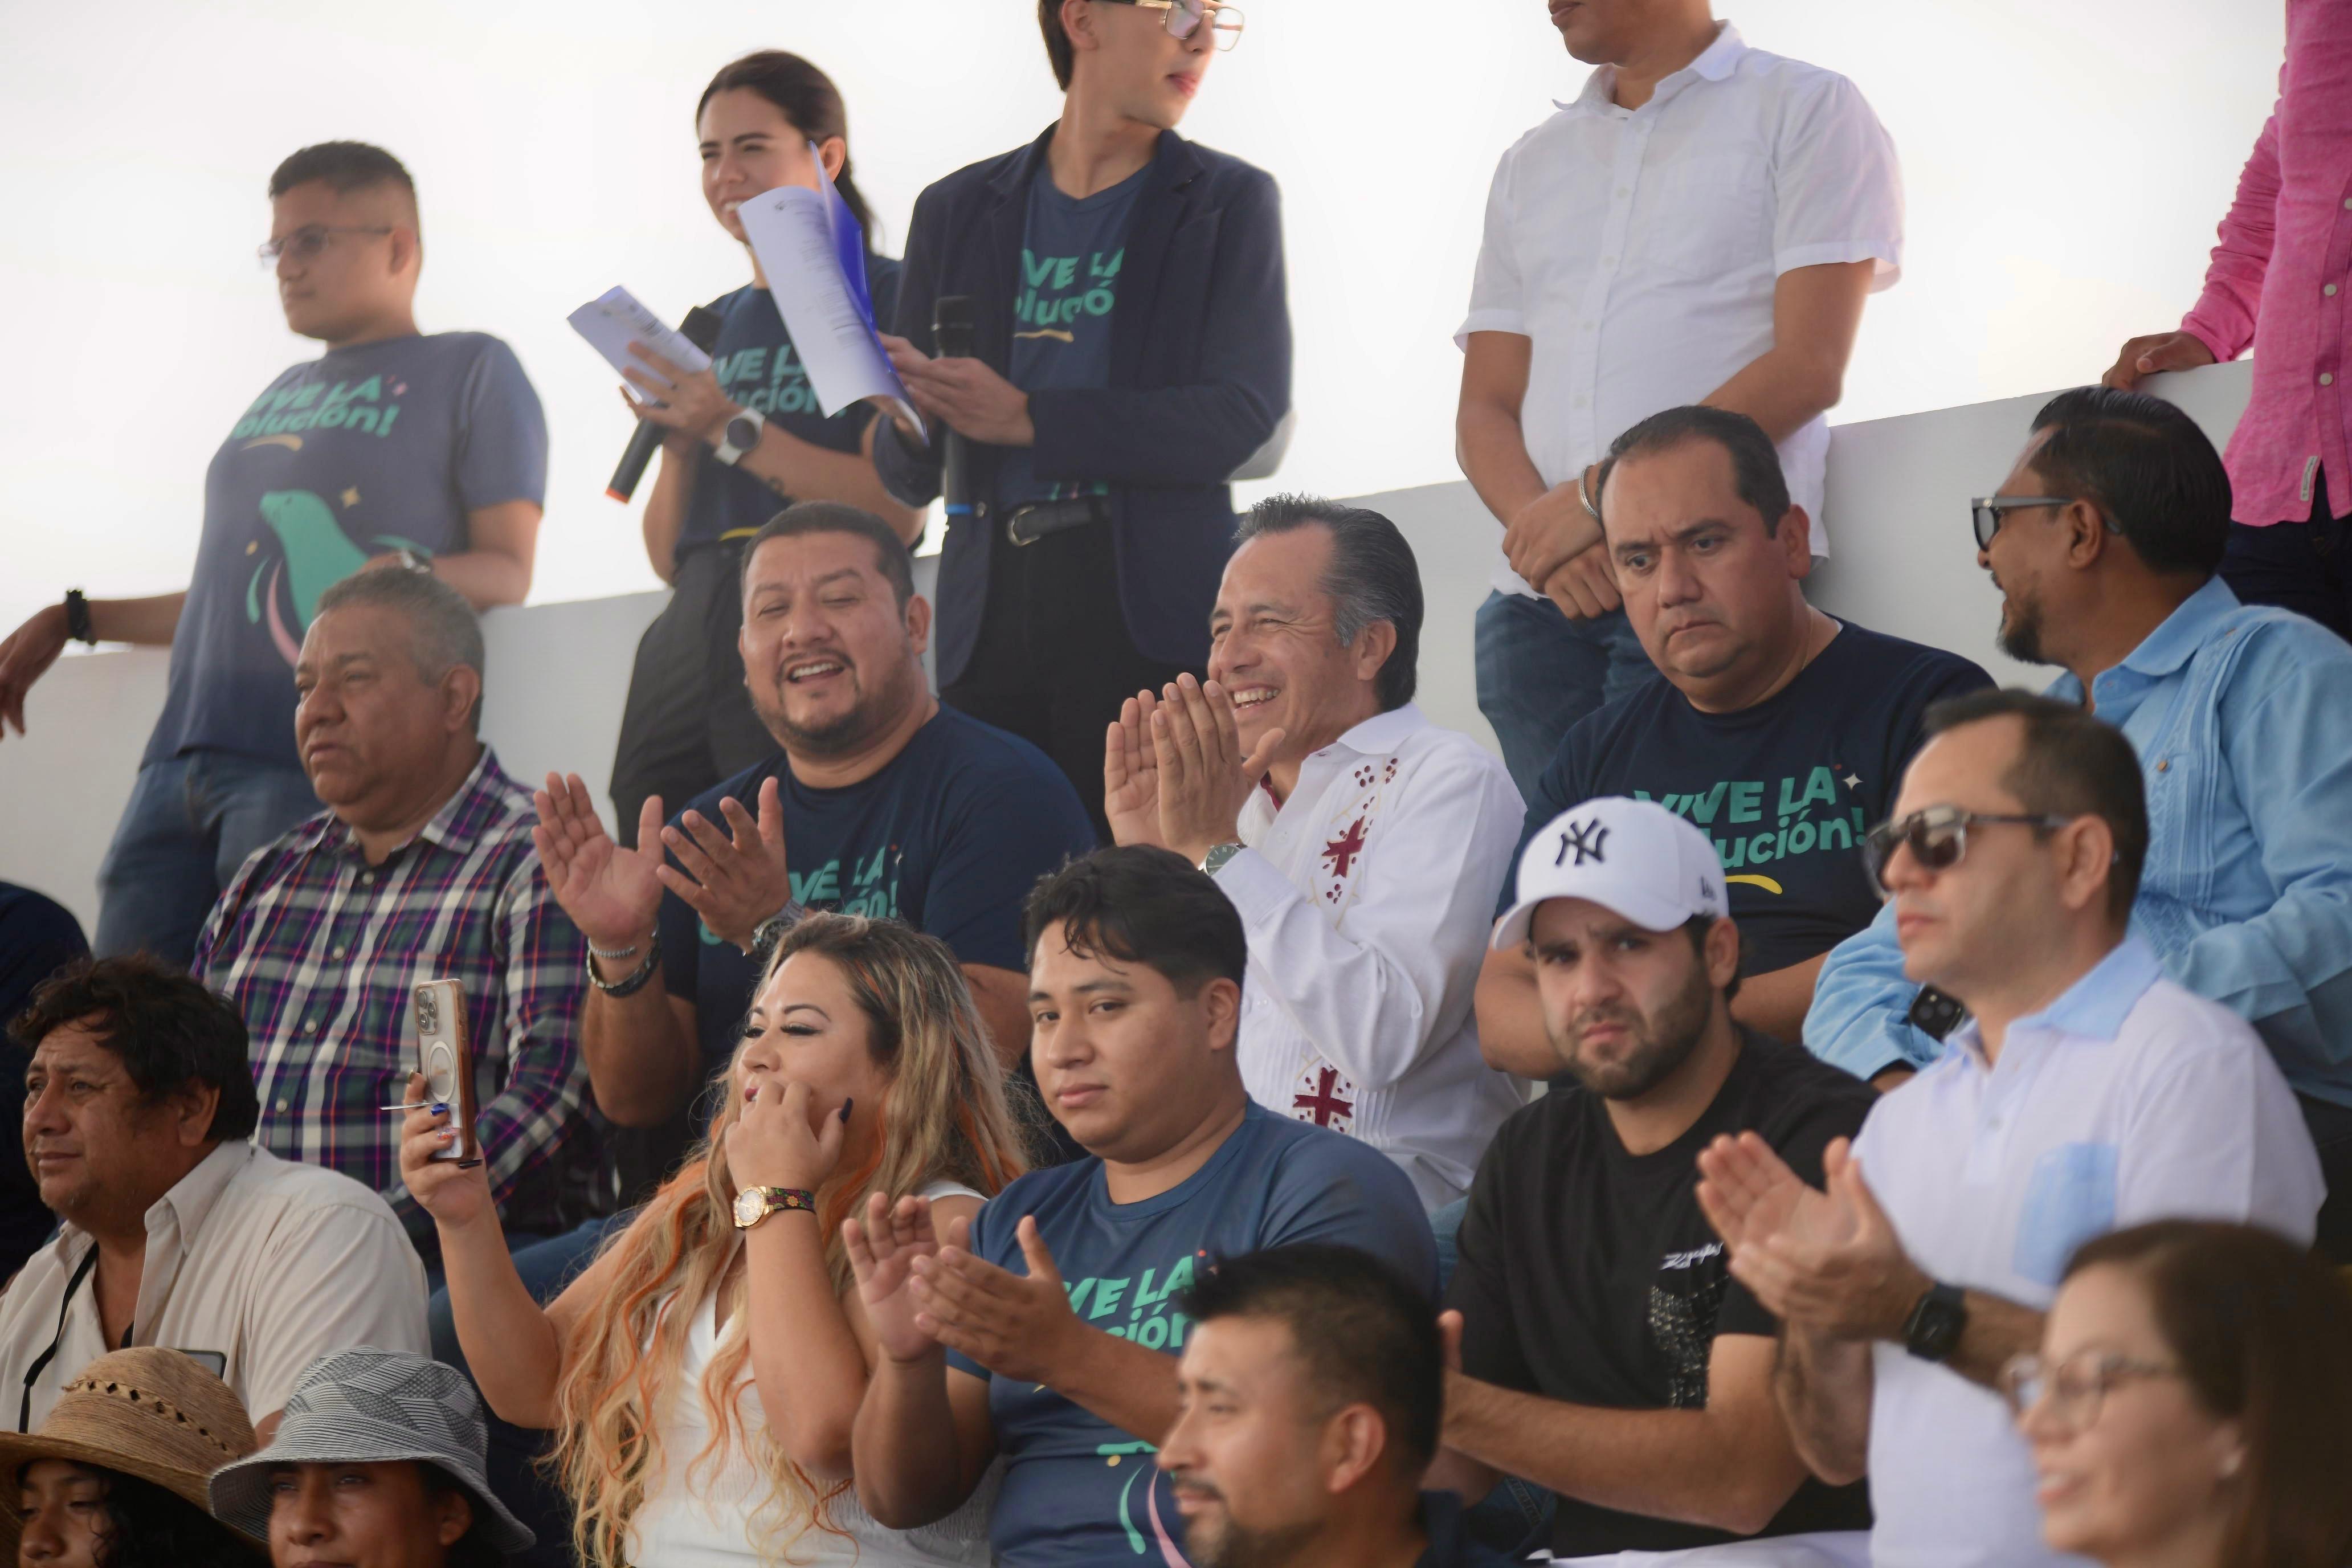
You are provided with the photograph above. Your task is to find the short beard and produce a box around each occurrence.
[1997,590,2049,665]
[750,655,920,758]
[1552,959,1716,1101]
[1189,1514,1322,1568]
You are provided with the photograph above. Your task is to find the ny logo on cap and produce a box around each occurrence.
[1555,819,1610,867]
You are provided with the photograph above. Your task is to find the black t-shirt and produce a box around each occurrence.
[1501,619,1991,975]
[1446,1029,1879,1556]
[657,707,1095,1116]
[674,264,902,560]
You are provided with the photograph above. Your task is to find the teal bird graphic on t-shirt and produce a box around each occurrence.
[244,489,432,665]
[258,490,370,624]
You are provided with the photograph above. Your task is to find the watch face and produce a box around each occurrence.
[726,415,761,452]
[732,1188,766,1228]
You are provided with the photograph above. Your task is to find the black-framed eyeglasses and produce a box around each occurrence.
[1103,0,1246,49]
[1969,495,2073,552]
[1999,1349,2186,1429]
[257,224,394,267]
[1861,805,2076,895]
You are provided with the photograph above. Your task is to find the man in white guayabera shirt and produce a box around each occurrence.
[1697,691,2322,1568]
[1455,0,1904,802]
[1103,494,1525,1209]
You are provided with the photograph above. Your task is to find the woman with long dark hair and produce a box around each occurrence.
[608,51,921,859]
[409,914,1027,1568]
[2005,1219,2352,1568]
[1,1348,264,1568]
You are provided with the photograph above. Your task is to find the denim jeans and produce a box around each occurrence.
[93,750,321,967]
[1473,591,1657,806]
[430,1214,630,1568]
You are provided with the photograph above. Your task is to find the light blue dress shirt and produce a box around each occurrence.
[1806,577,2352,1107]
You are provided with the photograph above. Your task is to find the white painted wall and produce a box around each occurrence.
[0,361,2250,936]
[0,0,2285,638]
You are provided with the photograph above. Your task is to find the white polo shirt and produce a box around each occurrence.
[1459,22,1904,598]
[1212,704,1528,1208]
[1851,938,2321,1568]
[0,1141,428,1428]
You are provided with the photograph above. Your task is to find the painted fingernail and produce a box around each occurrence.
[431,1102,448,1116]
[840,1096,855,1124]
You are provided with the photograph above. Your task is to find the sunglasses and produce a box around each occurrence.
[1861,805,2076,895]
[1967,495,2072,552]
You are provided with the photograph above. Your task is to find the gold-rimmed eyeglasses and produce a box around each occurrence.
[1103,0,1246,50]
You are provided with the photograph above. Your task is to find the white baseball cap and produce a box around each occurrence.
[1491,795,1729,950]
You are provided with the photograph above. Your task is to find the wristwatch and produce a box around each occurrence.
[1902,1281,1969,1362]
[732,1186,818,1230]
[713,407,766,467]
[62,590,96,646]
[750,900,812,956]
[1198,843,1244,876]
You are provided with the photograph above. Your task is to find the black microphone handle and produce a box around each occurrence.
[605,418,667,504]
[933,295,977,525]
[607,304,726,504]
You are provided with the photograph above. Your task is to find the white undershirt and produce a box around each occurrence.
[624,1180,997,1568]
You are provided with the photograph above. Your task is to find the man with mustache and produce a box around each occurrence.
[1807,387,2352,1258]
[1431,797,1876,1556]
[1474,407,1989,1080]
[1155,1244,1517,1568]
[195,567,596,1256]
[540,501,1096,1198]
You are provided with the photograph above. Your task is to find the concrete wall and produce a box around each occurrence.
[0,361,2252,937]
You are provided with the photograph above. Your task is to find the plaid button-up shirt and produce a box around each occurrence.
[195,748,598,1243]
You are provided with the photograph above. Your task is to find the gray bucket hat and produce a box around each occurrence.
[207,1348,534,1555]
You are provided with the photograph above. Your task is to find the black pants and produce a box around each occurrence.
[609,540,779,848]
[2220,474,2352,642]
[2299,1093,2352,1263]
[942,516,1193,845]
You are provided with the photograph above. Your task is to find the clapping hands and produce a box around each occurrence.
[1102,674,1284,865]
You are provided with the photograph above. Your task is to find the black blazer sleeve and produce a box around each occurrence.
[1026,167,1291,489]
[873,182,949,509]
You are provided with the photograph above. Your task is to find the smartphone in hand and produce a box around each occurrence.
[411,979,480,1166]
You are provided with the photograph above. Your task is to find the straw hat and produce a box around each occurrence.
[208,1348,533,1554]
[0,1346,259,1546]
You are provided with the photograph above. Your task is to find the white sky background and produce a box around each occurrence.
[0,0,2284,638]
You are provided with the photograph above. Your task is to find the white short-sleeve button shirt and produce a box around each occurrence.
[1850,937,2321,1568]
[1460,23,1904,598]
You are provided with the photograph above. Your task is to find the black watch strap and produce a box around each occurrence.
[63,590,96,646]
[1902,1281,1969,1362]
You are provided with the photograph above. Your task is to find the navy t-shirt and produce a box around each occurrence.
[994,165,1145,511]
[145,332,548,769]
[674,260,902,560]
[949,1104,1438,1568]
[657,706,1095,1101]
[1502,620,1991,977]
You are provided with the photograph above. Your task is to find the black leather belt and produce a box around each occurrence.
[1006,493,1112,547]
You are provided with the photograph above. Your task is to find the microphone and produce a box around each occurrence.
[606,305,726,503]
[932,295,975,521]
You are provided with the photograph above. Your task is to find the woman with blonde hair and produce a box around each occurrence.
[405,913,1026,1567]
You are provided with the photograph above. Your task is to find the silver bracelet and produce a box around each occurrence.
[1578,467,1603,522]
[587,936,644,961]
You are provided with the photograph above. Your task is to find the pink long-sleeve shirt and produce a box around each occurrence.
[2180,0,2352,527]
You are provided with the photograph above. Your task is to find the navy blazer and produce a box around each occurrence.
[876,124,1292,686]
